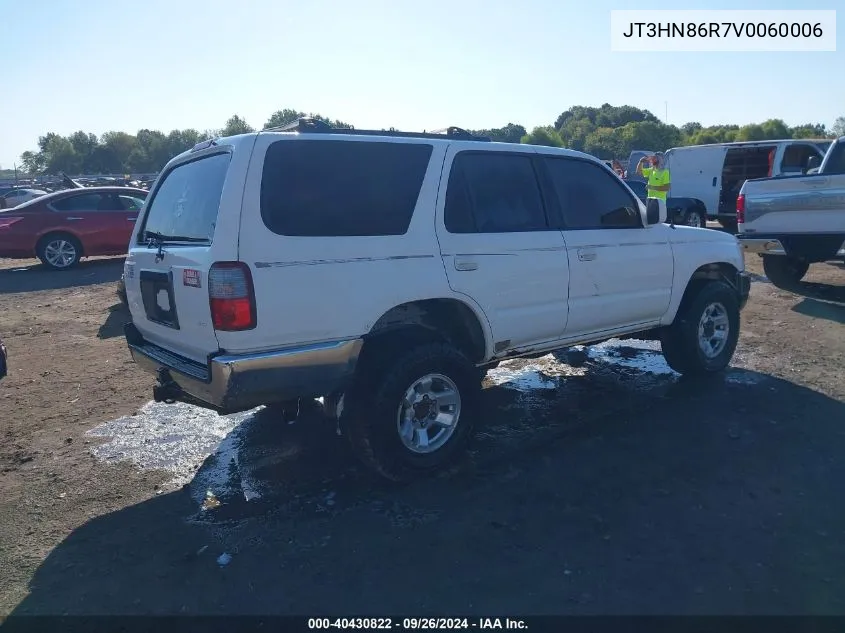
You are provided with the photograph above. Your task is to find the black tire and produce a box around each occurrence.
[660,280,740,375]
[341,342,481,482]
[718,218,738,233]
[672,208,706,228]
[762,255,809,290]
[37,233,82,270]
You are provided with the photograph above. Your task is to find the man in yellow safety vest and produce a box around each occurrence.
[636,152,670,201]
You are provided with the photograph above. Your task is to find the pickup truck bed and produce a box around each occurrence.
[737,137,845,288]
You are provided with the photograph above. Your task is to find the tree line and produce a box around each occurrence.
[11,105,845,177]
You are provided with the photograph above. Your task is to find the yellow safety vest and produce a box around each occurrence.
[642,166,670,200]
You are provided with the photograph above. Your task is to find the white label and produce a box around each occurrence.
[156,289,171,312]
[610,10,836,52]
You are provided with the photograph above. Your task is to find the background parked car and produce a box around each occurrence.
[623,179,708,228]
[0,188,48,209]
[0,186,148,269]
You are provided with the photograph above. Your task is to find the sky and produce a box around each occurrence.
[0,0,841,168]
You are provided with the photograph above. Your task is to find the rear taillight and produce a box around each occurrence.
[0,217,24,230]
[736,194,745,225]
[208,262,256,331]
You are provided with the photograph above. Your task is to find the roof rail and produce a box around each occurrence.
[263,117,491,142]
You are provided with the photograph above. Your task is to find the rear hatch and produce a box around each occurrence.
[124,137,254,363]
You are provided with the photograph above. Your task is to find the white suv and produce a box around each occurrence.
[123,118,751,481]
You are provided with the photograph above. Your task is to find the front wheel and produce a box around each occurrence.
[762,255,809,290]
[37,234,81,270]
[660,281,740,375]
[341,342,481,482]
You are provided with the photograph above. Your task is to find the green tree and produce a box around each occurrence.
[20,150,45,174]
[790,123,828,138]
[521,126,563,147]
[832,116,845,137]
[583,127,622,159]
[681,122,702,138]
[471,123,526,144]
[264,108,305,129]
[264,109,353,130]
[759,119,790,139]
[220,115,255,136]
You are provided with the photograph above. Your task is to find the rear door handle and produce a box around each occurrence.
[128,216,137,221]
[454,258,478,271]
[577,249,597,262]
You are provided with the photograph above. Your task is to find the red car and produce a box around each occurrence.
[0,186,148,270]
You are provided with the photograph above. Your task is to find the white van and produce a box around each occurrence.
[663,139,832,230]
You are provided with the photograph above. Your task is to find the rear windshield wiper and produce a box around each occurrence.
[145,231,207,244]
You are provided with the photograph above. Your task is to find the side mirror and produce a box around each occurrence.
[645,198,667,226]
[807,155,821,172]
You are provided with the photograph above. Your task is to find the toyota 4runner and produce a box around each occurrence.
[123,118,751,481]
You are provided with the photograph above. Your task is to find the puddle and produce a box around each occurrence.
[585,339,678,376]
[87,401,263,501]
[487,339,677,394]
[486,355,584,391]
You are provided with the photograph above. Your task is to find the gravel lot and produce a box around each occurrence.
[1,247,844,615]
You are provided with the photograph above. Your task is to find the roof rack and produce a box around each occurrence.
[264,117,491,142]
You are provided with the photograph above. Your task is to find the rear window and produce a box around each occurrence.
[139,152,231,243]
[823,142,845,175]
[260,139,433,237]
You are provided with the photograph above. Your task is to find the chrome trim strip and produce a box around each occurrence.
[254,254,435,269]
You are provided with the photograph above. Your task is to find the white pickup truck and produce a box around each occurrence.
[737,136,845,289]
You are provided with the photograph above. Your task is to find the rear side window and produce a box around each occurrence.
[52,193,105,211]
[544,157,641,229]
[444,152,547,233]
[823,142,845,175]
[260,140,432,237]
[119,195,146,210]
[140,152,230,243]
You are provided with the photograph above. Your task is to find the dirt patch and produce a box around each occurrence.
[1,252,844,615]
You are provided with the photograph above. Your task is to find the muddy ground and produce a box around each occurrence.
[1,245,844,616]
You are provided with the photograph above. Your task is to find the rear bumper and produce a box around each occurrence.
[124,323,363,414]
[737,236,787,255]
[737,233,845,261]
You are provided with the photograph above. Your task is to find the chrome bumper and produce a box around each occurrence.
[737,237,786,255]
[124,323,363,414]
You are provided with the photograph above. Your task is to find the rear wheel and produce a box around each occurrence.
[660,281,740,375]
[37,233,81,270]
[341,341,481,482]
[762,255,809,290]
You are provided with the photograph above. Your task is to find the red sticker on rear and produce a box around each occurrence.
[183,269,202,288]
